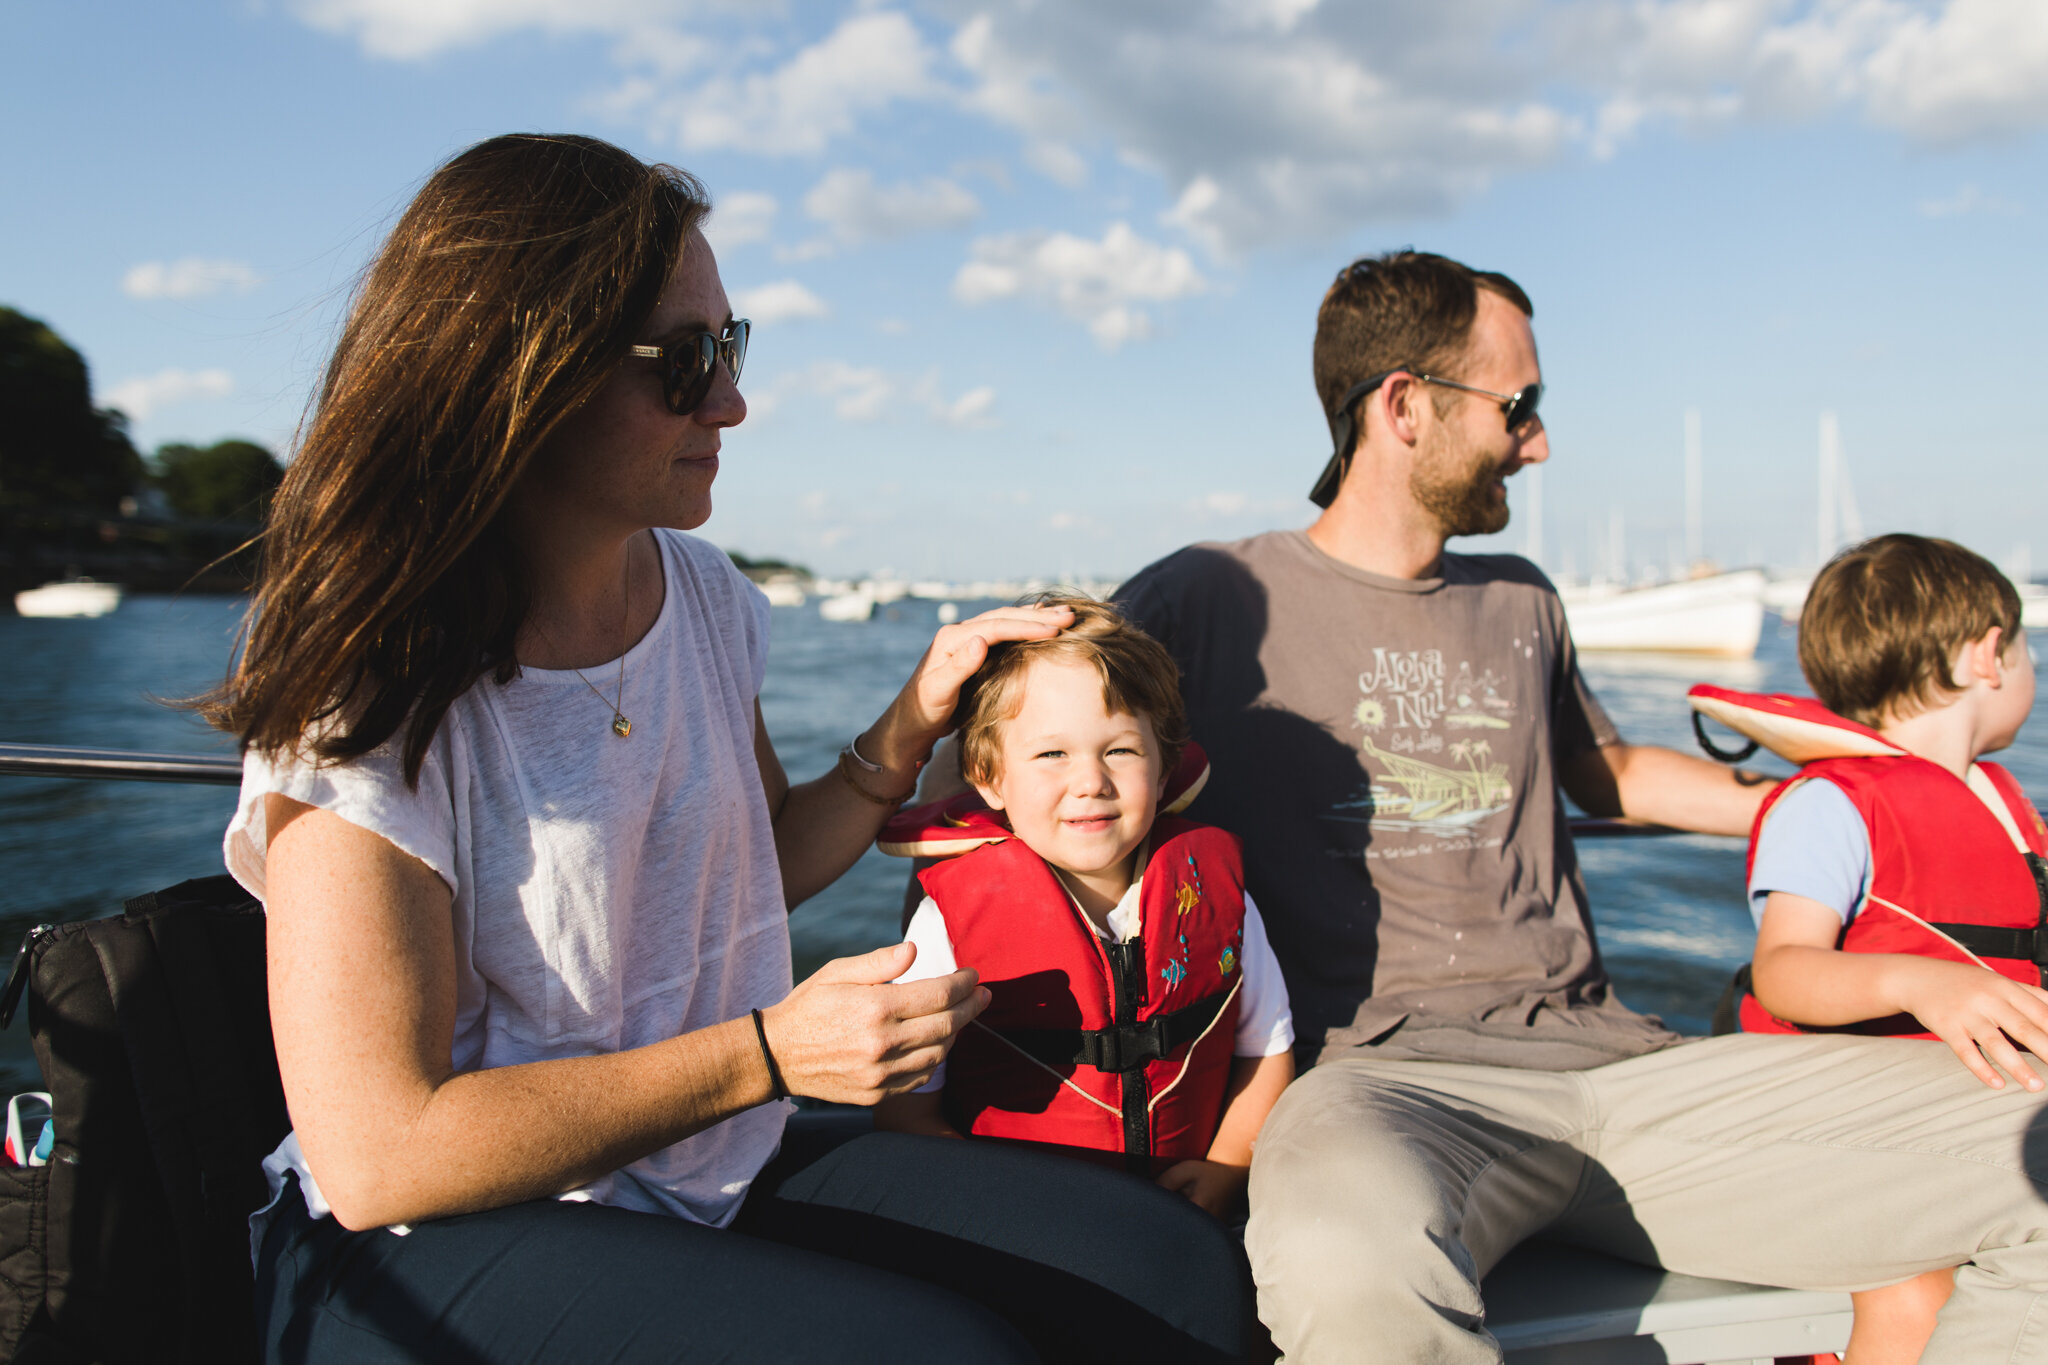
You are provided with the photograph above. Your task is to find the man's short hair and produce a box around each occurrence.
[954,594,1189,787]
[1799,533,2023,726]
[1313,250,1534,458]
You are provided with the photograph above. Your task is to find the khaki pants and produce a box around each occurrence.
[1246,1034,2048,1362]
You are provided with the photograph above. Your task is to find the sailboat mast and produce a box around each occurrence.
[1818,411,1840,562]
[1684,408,1703,569]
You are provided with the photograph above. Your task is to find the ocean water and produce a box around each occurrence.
[1,593,2043,1093]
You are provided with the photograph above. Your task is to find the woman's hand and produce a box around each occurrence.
[1157,1159,1249,1220]
[860,604,1075,774]
[760,943,989,1104]
[758,605,1073,909]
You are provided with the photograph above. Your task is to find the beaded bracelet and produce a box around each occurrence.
[750,1008,788,1100]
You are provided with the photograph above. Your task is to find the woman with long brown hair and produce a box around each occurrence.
[213,134,1259,1362]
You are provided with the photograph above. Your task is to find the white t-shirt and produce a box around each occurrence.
[225,529,792,1231]
[899,869,1295,1094]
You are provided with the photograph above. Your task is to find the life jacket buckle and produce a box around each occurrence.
[1081,1019,1163,1074]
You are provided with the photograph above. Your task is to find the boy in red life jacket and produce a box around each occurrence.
[875,597,1296,1220]
[1742,534,2046,1365]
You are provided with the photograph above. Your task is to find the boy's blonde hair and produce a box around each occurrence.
[954,595,1189,786]
[1800,533,2023,726]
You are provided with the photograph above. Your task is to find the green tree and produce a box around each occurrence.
[152,439,284,522]
[0,306,141,511]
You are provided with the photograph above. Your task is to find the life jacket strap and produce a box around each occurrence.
[986,986,1236,1075]
[1929,923,2048,966]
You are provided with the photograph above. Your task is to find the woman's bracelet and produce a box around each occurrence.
[846,732,929,776]
[750,1008,789,1101]
[836,746,917,807]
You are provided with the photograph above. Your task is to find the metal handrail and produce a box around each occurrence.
[6,743,2034,839]
[0,742,1687,835]
[0,742,241,785]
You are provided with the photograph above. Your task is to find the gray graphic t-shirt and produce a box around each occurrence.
[1118,530,1678,1069]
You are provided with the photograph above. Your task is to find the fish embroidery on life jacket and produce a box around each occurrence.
[907,814,1247,1174]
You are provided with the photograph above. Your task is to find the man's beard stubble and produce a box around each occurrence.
[1409,423,1511,539]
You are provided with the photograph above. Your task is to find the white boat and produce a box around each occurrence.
[758,576,806,609]
[13,579,122,619]
[1761,576,1810,622]
[818,590,875,623]
[2022,584,2048,633]
[1560,570,1766,658]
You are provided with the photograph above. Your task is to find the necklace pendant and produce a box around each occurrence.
[612,714,632,739]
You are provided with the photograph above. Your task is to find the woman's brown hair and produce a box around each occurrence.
[953,595,1189,786]
[1799,533,2023,726]
[201,133,711,784]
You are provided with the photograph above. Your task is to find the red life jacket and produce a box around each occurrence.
[1691,686,2048,1038]
[1691,686,2048,1037]
[1738,755,2048,1038]
[918,815,1247,1175]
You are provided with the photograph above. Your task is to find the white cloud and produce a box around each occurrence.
[653,11,939,156]
[939,0,2048,254]
[701,191,776,255]
[909,375,998,427]
[944,4,1576,253]
[106,367,234,419]
[938,385,997,427]
[1917,181,2019,217]
[774,237,839,263]
[757,363,995,426]
[732,280,829,325]
[121,259,262,300]
[803,168,981,245]
[289,0,703,62]
[952,223,1204,348]
[1862,0,2048,142]
[288,2,2048,255]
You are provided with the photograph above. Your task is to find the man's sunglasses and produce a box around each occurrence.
[628,318,750,416]
[1308,367,1543,508]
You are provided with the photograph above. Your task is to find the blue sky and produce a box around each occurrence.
[6,1,2046,581]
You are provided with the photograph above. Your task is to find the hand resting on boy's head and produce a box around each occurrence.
[863,603,1077,774]
[758,942,990,1104]
[1753,890,2048,1092]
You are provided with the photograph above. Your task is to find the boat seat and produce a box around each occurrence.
[1485,1239,1852,1364]
[781,1112,1853,1363]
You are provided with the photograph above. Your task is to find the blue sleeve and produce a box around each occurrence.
[1746,779,1871,927]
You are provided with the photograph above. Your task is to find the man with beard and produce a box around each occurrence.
[1110,251,2048,1362]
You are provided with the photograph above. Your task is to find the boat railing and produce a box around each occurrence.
[12,743,2038,836]
[0,742,241,786]
[0,743,1677,832]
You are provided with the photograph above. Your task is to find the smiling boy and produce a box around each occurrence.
[876,598,1295,1219]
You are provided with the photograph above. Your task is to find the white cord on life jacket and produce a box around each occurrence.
[1148,974,1242,1113]
[965,970,1247,1122]
[968,1019,1124,1118]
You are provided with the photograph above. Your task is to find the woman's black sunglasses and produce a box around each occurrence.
[629,318,750,416]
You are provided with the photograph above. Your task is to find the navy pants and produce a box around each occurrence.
[257,1129,1262,1364]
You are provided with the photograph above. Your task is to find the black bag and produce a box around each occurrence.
[0,875,288,1364]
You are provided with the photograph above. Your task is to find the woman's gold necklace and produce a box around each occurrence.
[552,548,633,739]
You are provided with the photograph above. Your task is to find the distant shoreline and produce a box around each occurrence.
[2,509,258,600]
